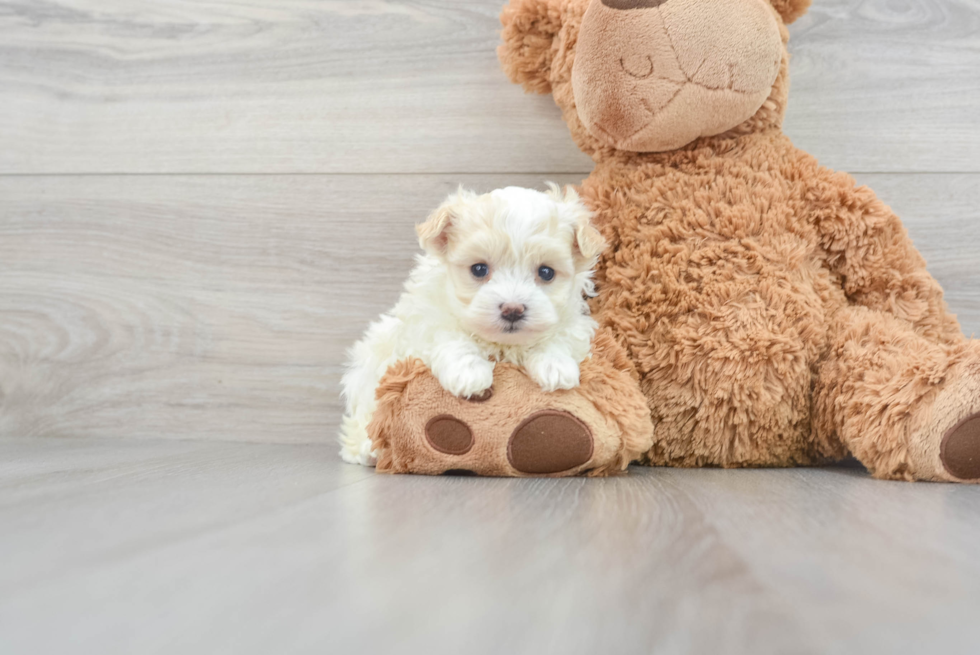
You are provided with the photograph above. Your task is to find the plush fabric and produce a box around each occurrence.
[493,0,980,482]
[572,0,784,152]
[369,330,654,477]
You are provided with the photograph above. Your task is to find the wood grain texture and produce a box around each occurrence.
[785,0,980,173]
[2,438,980,655]
[0,0,978,175]
[1,173,978,443]
[0,174,581,442]
[0,0,591,175]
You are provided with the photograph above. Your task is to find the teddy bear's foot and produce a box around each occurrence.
[365,330,654,477]
[372,366,610,477]
[423,409,594,475]
[904,345,980,483]
[941,413,980,481]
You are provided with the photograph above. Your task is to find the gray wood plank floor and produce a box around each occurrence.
[2,1,980,653]
[3,438,980,655]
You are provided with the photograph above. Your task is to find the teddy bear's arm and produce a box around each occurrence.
[806,169,963,345]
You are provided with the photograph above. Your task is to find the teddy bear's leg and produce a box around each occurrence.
[813,305,980,482]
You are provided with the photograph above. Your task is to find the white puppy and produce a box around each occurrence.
[338,185,606,466]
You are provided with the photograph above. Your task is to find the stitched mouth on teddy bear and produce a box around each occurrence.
[571,0,783,152]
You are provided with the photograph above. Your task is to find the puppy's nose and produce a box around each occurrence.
[500,303,527,323]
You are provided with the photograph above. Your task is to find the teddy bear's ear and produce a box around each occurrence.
[769,0,811,24]
[498,0,567,94]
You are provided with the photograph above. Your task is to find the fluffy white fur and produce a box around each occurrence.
[338,185,606,466]
[340,185,605,466]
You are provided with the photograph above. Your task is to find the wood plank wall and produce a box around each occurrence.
[1,0,978,443]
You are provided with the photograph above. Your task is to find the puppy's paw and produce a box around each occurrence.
[527,354,580,392]
[437,357,496,398]
[339,416,378,467]
[340,440,378,467]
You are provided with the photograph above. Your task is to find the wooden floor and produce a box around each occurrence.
[4,438,980,655]
[2,1,980,653]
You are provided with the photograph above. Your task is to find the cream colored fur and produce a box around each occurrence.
[339,185,605,466]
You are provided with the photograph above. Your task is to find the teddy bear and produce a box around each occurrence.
[367,0,980,481]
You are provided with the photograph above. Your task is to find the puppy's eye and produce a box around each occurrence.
[538,266,556,282]
[470,263,489,279]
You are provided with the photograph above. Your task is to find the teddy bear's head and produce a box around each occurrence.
[499,0,809,156]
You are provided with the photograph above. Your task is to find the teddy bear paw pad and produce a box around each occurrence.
[507,410,594,474]
[941,412,980,480]
[465,387,493,403]
[425,415,474,456]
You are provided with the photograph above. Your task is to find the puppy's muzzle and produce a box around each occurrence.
[500,303,527,327]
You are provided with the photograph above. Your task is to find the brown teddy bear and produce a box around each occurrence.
[367,0,980,481]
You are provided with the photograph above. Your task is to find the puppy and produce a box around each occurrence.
[338,185,606,466]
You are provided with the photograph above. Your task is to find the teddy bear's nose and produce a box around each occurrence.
[602,0,670,9]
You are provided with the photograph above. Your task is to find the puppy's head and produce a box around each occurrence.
[417,185,605,346]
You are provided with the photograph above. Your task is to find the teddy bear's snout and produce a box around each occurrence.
[572,0,784,152]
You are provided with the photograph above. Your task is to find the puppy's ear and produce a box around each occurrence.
[417,188,474,256]
[574,213,606,262]
[548,183,606,264]
[416,206,453,255]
